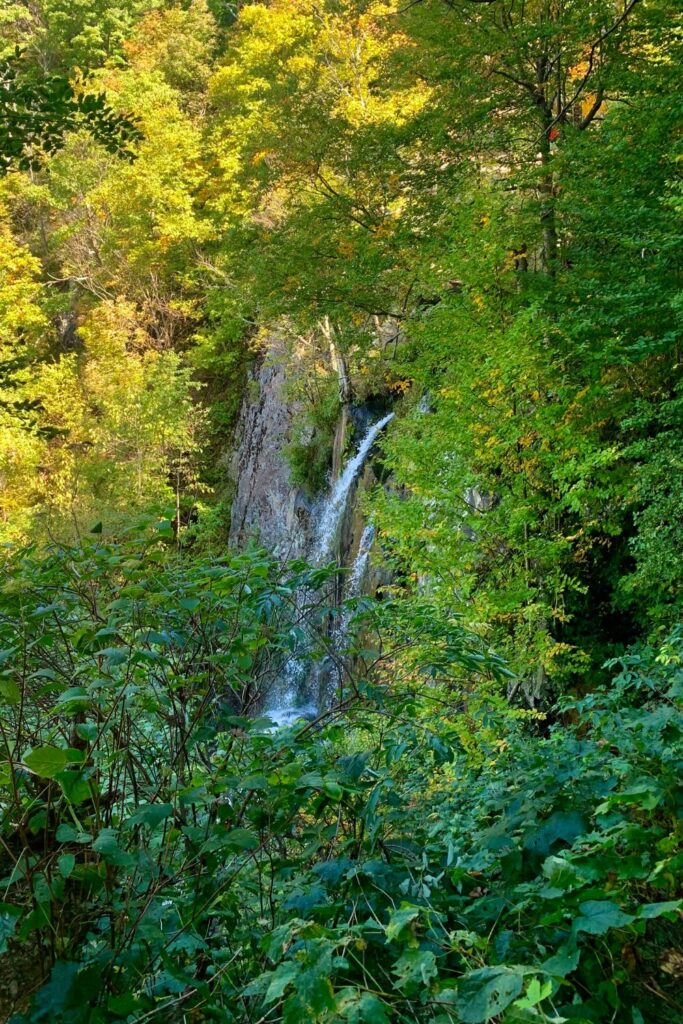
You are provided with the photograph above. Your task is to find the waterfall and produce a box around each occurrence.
[315,413,394,565]
[347,523,376,599]
[333,523,376,656]
[264,666,317,727]
[265,416,392,727]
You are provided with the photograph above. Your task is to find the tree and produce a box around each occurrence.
[7,299,204,541]
[0,50,142,174]
[0,192,47,539]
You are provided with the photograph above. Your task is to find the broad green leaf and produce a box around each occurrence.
[56,823,92,844]
[542,856,583,890]
[638,900,682,920]
[323,780,343,801]
[573,901,634,935]
[55,687,91,710]
[96,647,129,665]
[224,828,259,850]
[0,903,22,955]
[264,962,298,1004]
[524,812,587,856]
[93,828,135,868]
[513,977,552,1009]
[385,906,420,942]
[393,949,438,992]
[542,945,580,977]
[58,854,76,878]
[0,678,20,704]
[455,967,524,1023]
[57,770,91,805]
[338,990,390,1024]
[76,722,98,742]
[124,803,174,830]
[24,746,69,778]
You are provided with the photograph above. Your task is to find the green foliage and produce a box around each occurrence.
[1,531,681,1022]
[286,377,341,495]
[0,0,159,70]
[0,298,204,543]
[0,51,142,174]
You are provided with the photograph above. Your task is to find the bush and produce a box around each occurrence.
[1,531,681,1023]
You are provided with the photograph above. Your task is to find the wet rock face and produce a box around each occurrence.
[229,335,395,584]
[464,487,499,513]
[229,338,314,560]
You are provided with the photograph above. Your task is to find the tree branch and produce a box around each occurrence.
[399,0,500,11]
[544,0,643,137]
[577,84,605,130]
[490,66,537,95]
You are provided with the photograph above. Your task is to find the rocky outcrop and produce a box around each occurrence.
[229,335,393,571]
[229,337,314,559]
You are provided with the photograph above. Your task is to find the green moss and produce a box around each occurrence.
[285,383,341,496]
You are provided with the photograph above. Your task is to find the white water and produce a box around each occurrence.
[347,523,376,599]
[333,523,376,652]
[315,413,394,564]
[266,416,392,728]
[265,698,317,728]
[265,622,311,727]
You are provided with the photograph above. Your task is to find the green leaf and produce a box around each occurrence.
[542,944,580,977]
[264,962,298,1004]
[393,949,438,992]
[385,906,421,942]
[573,900,634,935]
[524,812,587,857]
[56,823,92,844]
[358,995,389,1023]
[24,746,69,778]
[455,967,524,1023]
[124,803,174,830]
[108,993,144,1015]
[224,828,259,850]
[55,687,91,710]
[339,991,390,1024]
[513,977,552,1009]
[0,903,22,955]
[638,900,682,920]
[542,855,583,890]
[0,678,20,704]
[56,770,91,805]
[76,722,98,742]
[92,828,135,868]
[323,780,343,802]
[58,854,76,878]
[96,647,129,665]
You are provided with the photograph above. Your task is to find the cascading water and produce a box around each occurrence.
[315,412,394,563]
[347,523,376,597]
[266,415,393,726]
[264,657,317,728]
[332,523,376,655]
